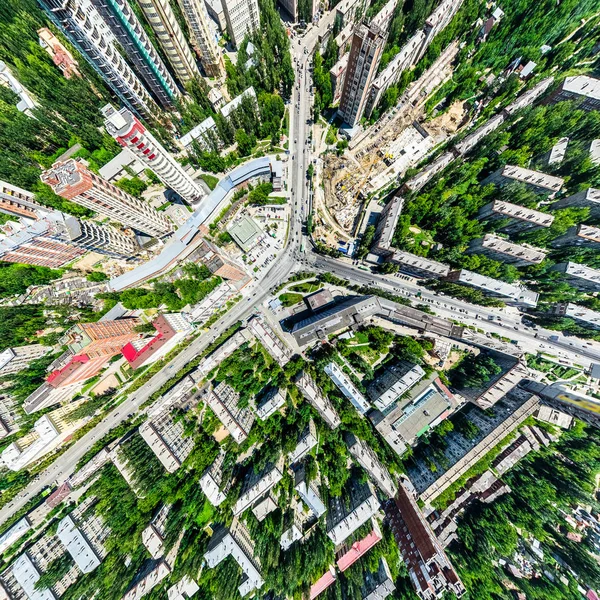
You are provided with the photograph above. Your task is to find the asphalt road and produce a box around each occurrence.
[3,14,598,529]
[0,32,317,529]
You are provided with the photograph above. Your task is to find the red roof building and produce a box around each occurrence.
[384,481,466,599]
[336,519,382,572]
[46,481,72,508]
[309,566,337,599]
[122,314,191,370]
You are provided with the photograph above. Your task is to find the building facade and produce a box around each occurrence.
[136,0,201,82]
[90,0,181,106]
[38,0,159,119]
[179,0,225,77]
[104,106,205,205]
[221,0,260,49]
[385,482,466,599]
[42,159,173,238]
[338,23,386,127]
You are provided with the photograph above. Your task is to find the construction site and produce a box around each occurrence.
[315,41,466,247]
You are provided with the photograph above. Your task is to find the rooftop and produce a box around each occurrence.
[500,165,564,191]
[561,75,600,100]
[481,200,554,226]
[448,269,539,307]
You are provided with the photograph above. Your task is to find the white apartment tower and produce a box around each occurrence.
[136,0,201,82]
[178,0,225,77]
[41,159,173,238]
[63,216,140,259]
[339,22,386,127]
[89,0,182,106]
[38,0,159,120]
[221,0,260,49]
[104,105,205,205]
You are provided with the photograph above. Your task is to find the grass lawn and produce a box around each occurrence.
[279,293,304,307]
[288,280,321,294]
[200,173,219,190]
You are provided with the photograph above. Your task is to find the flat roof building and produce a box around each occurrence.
[305,289,334,311]
[372,194,404,255]
[550,224,600,248]
[552,187,600,218]
[338,23,386,127]
[254,387,286,421]
[535,405,573,429]
[200,450,232,506]
[227,215,263,252]
[404,152,455,193]
[122,313,192,370]
[336,518,382,572]
[42,158,173,238]
[233,456,285,516]
[292,296,382,345]
[167,576,199,600]
[122,558,172,600]
[326,479,379,546]
[361,558,396,600]
[468,235,546,266]
[288,419,318,464]
[482,165,564,194]
[204,519,264,597]
[324,362,370,415]
[546,75,600,111]
[408,389,539,503]
[477,200,554,234]
[390,251,450,278]
[204,381,255,444]
[56,503,109,574]
[367,362,426,412]
[384,481,466,599]
[179,116,219,151]
[470,361,529,410]
[445,269,538,308]
[0,345,51,378]
[550,262,600,291]
[345,432,397,497]
[553,303,600,330]
[139,405,195,473]
[142,504,171,559]
[545,137,569,166]
[295,372,341,429]
[247,316,291,366]
[370,375,460,457]
[0,518,31,556]
[295,466,326,518]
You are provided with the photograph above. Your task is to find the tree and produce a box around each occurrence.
[449,353,502,388]
[235,128,256,156]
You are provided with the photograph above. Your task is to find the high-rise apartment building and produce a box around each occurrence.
[41,159,173,238]
[0,179,47,221]
[103,105,205,205]
[338,22,386,127]
[136,0,201,82]
[90,0,182,106]
[0,217,85,268]
[178,0,225,77]
[64,216,140,259]
[221,0,260,49]
[38,0,159,120]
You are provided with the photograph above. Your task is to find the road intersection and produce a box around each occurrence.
[1,15,598,529]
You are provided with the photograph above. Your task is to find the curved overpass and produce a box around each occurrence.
[110,156,281,291]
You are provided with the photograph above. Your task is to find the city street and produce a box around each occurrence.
[1,13,598,531]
